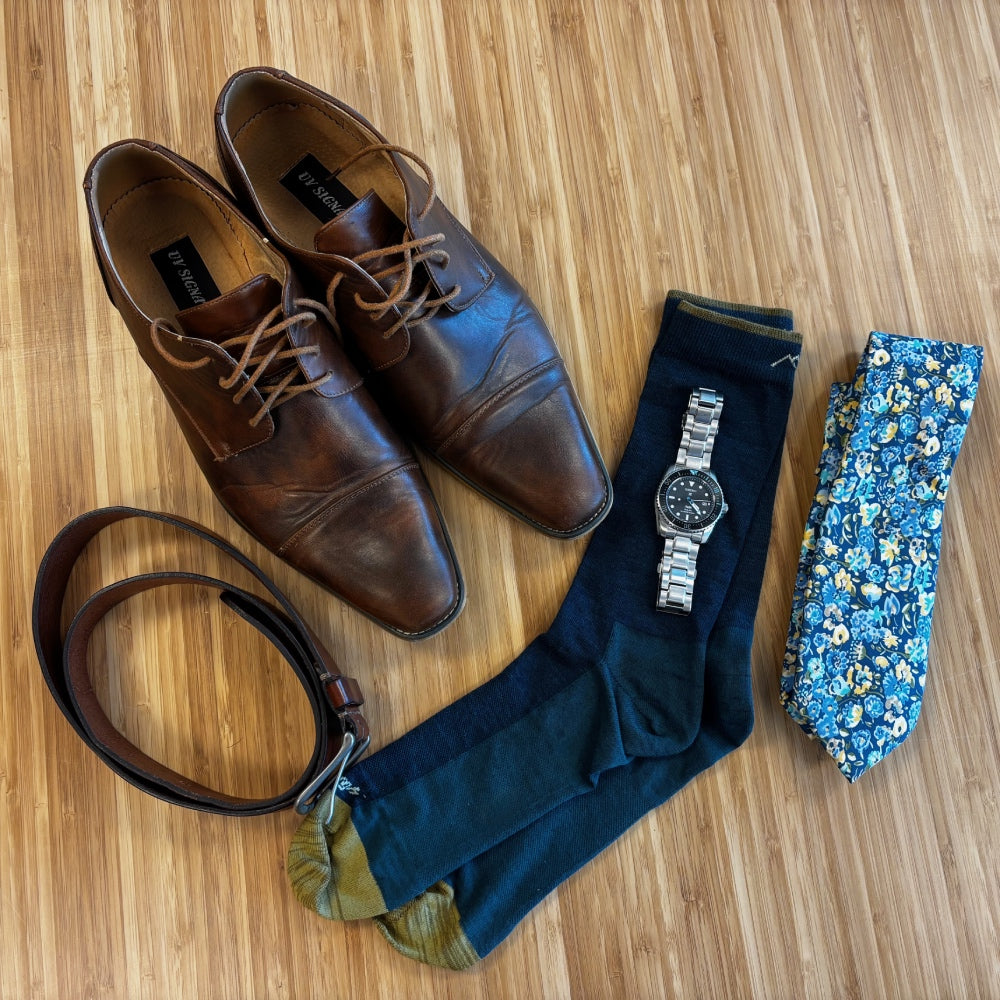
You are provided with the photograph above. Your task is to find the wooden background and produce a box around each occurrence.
[2,1,998,997]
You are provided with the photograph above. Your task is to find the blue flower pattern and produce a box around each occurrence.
[780,331,983,782]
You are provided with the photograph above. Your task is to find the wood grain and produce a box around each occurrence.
[2,1,999,996]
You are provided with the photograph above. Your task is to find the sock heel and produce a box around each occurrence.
[601,621,706,758]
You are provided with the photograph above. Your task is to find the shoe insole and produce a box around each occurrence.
[102,176,273,324]
[231,101,406,251]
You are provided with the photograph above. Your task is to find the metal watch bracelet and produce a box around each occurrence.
[656,388,724,613]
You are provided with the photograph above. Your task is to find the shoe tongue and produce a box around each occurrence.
[176,274,283,341]
[313,189,406,259]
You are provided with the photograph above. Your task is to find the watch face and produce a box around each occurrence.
[657,469,725,531]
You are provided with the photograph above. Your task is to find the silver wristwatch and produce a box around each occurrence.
[654,388,728,613]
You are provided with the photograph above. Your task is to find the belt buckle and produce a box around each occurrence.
[294,729,371,822]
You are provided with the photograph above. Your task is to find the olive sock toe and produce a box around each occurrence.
[287,793,386,920]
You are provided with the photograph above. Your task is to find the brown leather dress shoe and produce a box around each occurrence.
[215,68,612,537]
[84,140,463,639]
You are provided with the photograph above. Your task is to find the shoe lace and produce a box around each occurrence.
[151,298,335,426]
[324,143,462,340]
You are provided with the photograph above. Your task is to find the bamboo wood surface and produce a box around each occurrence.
[2,1,999,997]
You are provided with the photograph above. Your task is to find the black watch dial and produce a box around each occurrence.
[657,469,724,531]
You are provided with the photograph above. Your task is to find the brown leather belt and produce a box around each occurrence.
[32,507,370,816]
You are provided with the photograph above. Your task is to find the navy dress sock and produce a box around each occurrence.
[287,293,801,922]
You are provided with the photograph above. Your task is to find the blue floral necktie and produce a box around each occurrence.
[781,331,983,781]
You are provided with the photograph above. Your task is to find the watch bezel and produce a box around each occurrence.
[656,468,725,532]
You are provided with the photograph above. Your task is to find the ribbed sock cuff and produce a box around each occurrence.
[665,288,795,331]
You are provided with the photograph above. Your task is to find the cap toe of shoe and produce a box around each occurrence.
[283,466,464,639]
[437,363,612,537]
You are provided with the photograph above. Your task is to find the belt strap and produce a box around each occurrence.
[32,506,370,815]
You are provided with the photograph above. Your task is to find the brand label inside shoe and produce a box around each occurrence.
[279,153,358,222]
[150,236,222,310]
